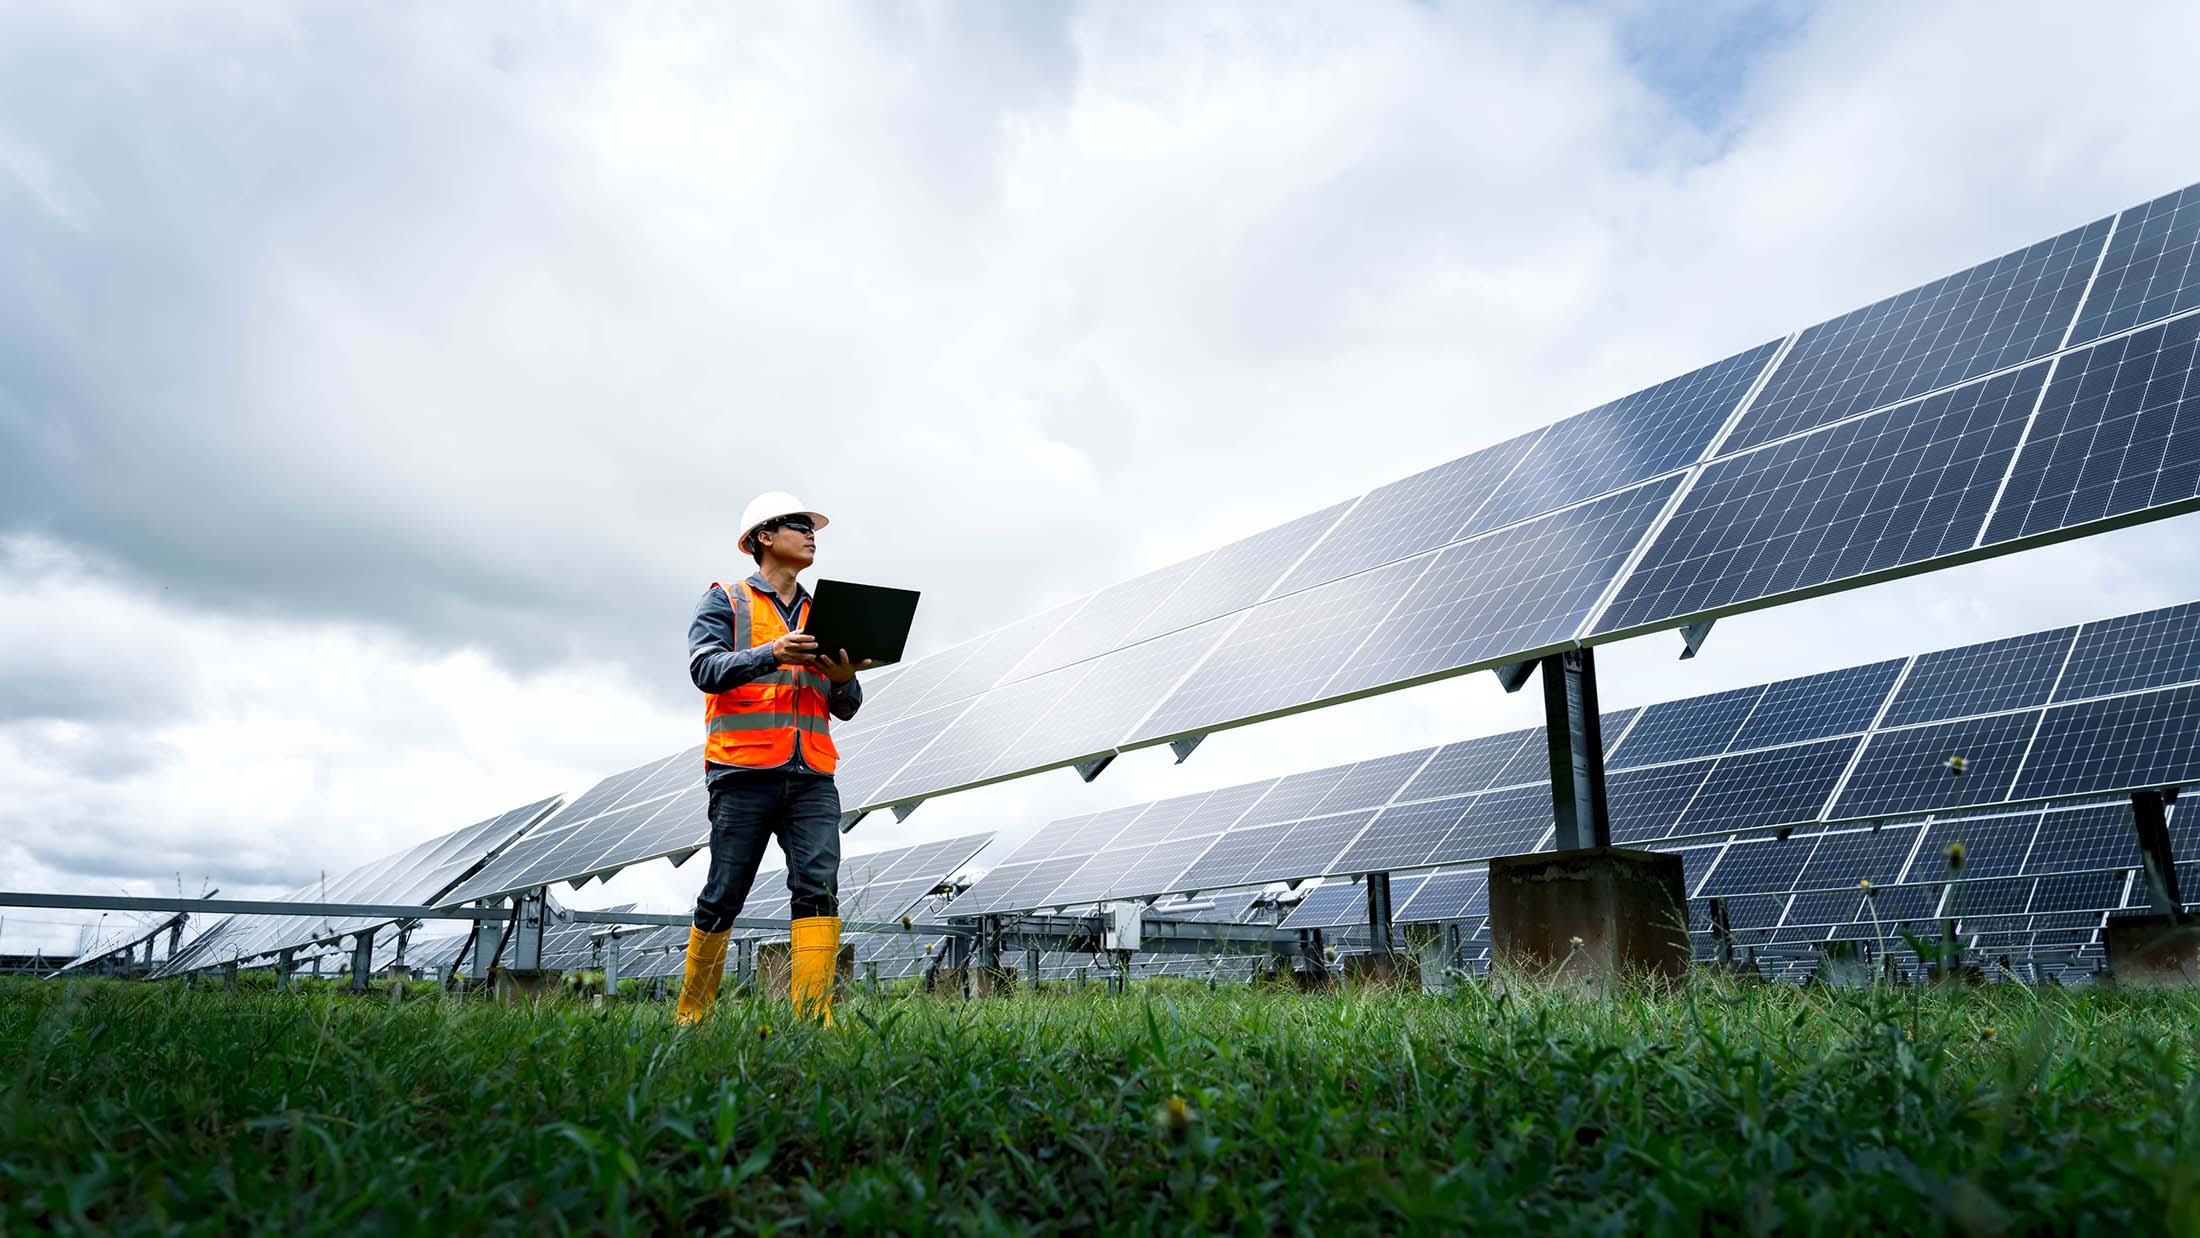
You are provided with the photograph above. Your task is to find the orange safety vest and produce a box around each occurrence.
[703,581,840,774]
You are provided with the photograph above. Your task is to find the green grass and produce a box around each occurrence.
[5,976,2200,1234]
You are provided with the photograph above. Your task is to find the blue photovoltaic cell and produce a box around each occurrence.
[1242,811,1377,885]
[1314,749,1437,814]
[2055,601,2200,701]
[1172,824,1295,892]
[1725,216,2108,453]
[1131,557,1429,745]
[1610,684,1764,768]
[1398,730,1539,801]
[1280,880,1371,931]
[2023,802,2144,875]
[837,698,984,811]
[1280,434,1542,595]
[1463,339,1783,535]
[1917,812,2041,882]
[1396,868,1489,923]
[1671,737,1857,837]
[2067,182,2200,346]
[1238,767,1355,828]
[1980,313,2200,547]
[1607,762,1717,845]
[1699,835,1820,897]
[1425,783,1556,865]
[2012,684,2200,800]
[1599,365,2046,635]
[1325,478,1682,699]
[1124,502,1354,644]
[1879,627,2077,727]
[1831,712,2040,819]
[874,665,1095,803]
[1330,799,1473,875]
[1730,660,1905,750]
[2029,871,2127,914]
[986,618,1236,779]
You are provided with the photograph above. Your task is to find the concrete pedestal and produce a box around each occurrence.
[492,968,564,1002]
[752,942,857,996]
[1342,953,1421,991]
[1489,847,1688,984]
[2103,913,2200,987]
[1256,959,1331,991]
[931,965,1018,998]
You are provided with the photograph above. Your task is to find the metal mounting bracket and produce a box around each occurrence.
[1678,620,1716,660]
[1492,660,1537,693]
[667,847,700,867]
[1169,736,1205,763]
[891,799,924,823]
[838,809,872,834]
[1073,755,1116,783]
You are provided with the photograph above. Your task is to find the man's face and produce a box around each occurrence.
[756,518,817,569]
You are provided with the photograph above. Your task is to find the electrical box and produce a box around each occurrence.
[1102,901,1143,951]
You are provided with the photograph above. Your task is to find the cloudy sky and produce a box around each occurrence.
[7,0,2199,958]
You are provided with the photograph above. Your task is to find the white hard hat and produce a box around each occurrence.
[738,491,830,554]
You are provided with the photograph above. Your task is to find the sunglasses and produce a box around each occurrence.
[761,517,816,537]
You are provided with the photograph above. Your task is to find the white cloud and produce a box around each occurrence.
[6,0,2200,954]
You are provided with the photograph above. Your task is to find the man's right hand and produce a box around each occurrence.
[772,632,824,668]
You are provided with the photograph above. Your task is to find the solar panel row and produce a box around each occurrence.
[948,599,2200,917]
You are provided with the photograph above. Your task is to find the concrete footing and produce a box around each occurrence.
[931,965,1018,998]
[2103,913,2200,987]
[1256,960,1331,991]
[492,968,564,1002]
[1342,953,1421,990]
[1489,847,1688,984]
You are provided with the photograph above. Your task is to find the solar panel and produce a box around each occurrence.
[1610,683,1764,767]
[1723,215,2109,454]
[1321,477,1682,701]
[1278,880,1370,930]
[1598,364,2046,636]
[976,618,1240,785]
[2023,801,2145,875]
[1330,799,1474,876]
[2067,183,2200,346]
[1425,783,1555,864]
[1314,748,1438,814]
[1125,503,1354,643]
[1278,433,1542,596]
[1979,313,2200,547]
[2013,684,2200,799]
[1465,341,1785,535]
[1395,867,1490,923]
[1829,713,2039,820]
[1399,730,1540,800]
[1239,811,1379,886]
[1729,660,1904,750]
[160,796,560,974]
[2053,600,2200,701]
[1879,627,2076,728]
[1668,736,1856,837]
[1606,761,1717,844]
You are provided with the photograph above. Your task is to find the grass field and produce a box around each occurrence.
[5,977,2200,1234]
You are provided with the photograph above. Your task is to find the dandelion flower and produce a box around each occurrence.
[1981,1025,1996,1041]
[1859,878,1873,891]
[1946,841,1967,872]
[1946,754,1968,774]
[1569,935,1584,948]
[1154,1095,1193,1144]
[758,1024,773,1040]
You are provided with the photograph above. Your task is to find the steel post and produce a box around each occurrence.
[1365,873,1396,956]
[2129,790,2187,919]
[349,934,372,993]
[1541,648,1612,851]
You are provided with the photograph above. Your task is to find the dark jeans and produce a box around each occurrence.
[692,772,842,931]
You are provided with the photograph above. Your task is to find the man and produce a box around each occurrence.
[677,490,872,1027]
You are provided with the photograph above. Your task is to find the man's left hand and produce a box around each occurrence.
[818,649,875,684]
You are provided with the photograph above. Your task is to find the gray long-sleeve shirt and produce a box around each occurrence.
[689,573,862,784]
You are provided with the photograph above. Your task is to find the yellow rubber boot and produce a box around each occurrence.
[789,915,841,1028]
[675,926,730,1026]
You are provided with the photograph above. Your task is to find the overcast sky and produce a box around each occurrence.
[7,0,2200,959]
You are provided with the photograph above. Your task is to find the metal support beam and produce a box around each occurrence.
[1541,647,1612,851]
[470,907,503,982]
[1710,897,1735,966]
[2129,789,2187,920]
[277,948,296,993]
[1073,755,1116,783]
[603,933,623,996]
[508,889,549,971]
[349,934,372,993]
[1026,946,1041,992]
[1365,873,1396,957]
[1678,620,1716,660]
[1492,659,1538,693]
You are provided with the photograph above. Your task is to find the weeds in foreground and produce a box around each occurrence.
[3,977,2198,1233]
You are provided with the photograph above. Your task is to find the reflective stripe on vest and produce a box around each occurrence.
[702,580,839,773]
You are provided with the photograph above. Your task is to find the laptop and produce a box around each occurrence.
[802,579,923,666]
